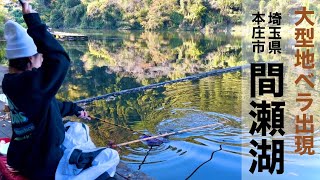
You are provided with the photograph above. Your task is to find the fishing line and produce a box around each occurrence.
[90,116,166,146]
[90,116,143,135]
[138,146,153,170]
[185,144,223,180]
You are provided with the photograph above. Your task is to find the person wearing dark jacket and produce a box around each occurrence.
[2,2,90,179]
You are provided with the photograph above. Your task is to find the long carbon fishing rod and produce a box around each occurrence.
[75,65,249,104]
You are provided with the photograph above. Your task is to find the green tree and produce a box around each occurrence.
[64,4,86,27]
[142,0,178,30]
[0,5,8,37]
[66,0,81,8]
[50,9,64,28]
[6,0,245,30]
[184,0,206,23]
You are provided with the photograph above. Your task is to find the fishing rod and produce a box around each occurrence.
[75,65,249,104]
[116,123,223,147]
[75,62,286,105]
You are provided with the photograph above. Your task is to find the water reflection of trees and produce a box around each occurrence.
[54,32,245,147]
[77,31,244,81]
[58,72,242,150]
[57,31,245,99]
[57,32,320,152]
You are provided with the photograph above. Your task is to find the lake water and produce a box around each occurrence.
[2,30,319,179]
[56,31,246,179]
[58,31,320,179]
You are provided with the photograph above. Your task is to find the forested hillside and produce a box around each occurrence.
[3,0,242,30]
[1,0,320,32]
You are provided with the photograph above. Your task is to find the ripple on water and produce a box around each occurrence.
[122,108,320,179]
[122,109,243,179]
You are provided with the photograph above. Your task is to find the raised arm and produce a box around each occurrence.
[22,2,70,98]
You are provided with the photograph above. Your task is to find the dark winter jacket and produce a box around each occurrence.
[2,13,82,180]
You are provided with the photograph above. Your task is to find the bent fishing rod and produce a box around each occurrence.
[75,65,249,104]
[74,62,286,104]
